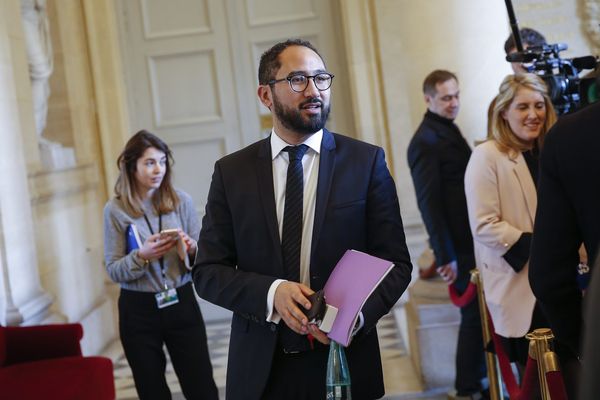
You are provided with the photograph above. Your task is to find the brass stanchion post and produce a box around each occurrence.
[526,328,555,400]
[471,269,503,400]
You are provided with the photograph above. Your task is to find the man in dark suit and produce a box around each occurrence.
[407,70,486,399]
[581,255,600,399]
[192,38,412,400]
[530,101,600,399]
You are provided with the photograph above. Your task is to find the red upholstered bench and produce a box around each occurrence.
[0,323,115,400]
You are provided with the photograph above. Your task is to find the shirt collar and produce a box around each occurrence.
[270,129,323,160]
[425,109,456,126]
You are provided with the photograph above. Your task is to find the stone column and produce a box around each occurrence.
[0,0,53,326]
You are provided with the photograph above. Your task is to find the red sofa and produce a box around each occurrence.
[0,323,115,399]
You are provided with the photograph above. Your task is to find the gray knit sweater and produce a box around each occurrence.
[103,189,200,292]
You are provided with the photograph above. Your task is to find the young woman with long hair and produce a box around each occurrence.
[103,130,218,399]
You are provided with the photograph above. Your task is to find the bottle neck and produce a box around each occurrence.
[326,340,351,384]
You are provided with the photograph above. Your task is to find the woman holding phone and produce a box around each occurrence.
[103,130,217,399]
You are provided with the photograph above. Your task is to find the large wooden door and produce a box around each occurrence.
[115,0,353,321]
[224,0,355,144]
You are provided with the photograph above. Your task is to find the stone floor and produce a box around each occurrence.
[103,303,450,400]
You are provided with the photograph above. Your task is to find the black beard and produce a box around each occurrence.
[272,96,330,135]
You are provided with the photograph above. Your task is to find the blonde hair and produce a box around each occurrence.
[489,73,557,158]
[114,130,179,217]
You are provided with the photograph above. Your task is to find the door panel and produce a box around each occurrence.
[116,0,354,321]
[116,0,238,320]
[226,0,355,143]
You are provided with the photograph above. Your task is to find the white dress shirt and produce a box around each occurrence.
[264,129,364,334]
[266,129,321,322]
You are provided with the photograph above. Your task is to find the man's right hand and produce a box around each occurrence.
[437,260,457,284]
[273,282,313,335]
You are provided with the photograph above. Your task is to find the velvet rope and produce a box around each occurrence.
[487,309,539,400]
[488,314,520,398]
[471,273,568,400]
[546,371,568,400]
[447,281,477,307]
[517,355,539,400]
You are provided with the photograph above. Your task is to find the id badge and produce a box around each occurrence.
[155,288,179,309]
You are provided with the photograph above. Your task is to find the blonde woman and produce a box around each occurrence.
[464,74,556,366]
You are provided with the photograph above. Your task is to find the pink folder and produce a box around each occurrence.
[323,249,395,347]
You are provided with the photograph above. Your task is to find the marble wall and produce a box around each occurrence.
[0,0,52,327]
[368,0,597,227]
[0,0,130,355]
[513,0,596,57]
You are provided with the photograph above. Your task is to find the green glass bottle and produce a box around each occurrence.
[326,340,352,399]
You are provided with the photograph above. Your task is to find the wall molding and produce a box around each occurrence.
[28,162,99,205]
[581,0,600,53]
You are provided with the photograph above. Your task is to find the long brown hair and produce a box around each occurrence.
[114,130,179,217]
[489,74,557,158]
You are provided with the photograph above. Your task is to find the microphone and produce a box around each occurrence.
[553,43,569,52]
[506,52,538,63]
[572,56,598,70]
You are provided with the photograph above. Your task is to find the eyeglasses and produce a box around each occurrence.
[268,73,334,93]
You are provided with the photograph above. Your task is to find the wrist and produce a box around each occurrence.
[135,250,149,265]
[188,239,197,254]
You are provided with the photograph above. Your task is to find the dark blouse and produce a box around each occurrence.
[523,146,539,188]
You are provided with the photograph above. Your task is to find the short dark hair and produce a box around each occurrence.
[258,39,324,85]
[504,28,547,54]
[422,70,458,96]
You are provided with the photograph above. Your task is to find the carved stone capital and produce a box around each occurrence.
[582,0,600,53]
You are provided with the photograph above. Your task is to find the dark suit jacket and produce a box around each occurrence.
[193,129,412,400]
[581,255,600,399]
[407,111,474,286]
[530,101,600,362]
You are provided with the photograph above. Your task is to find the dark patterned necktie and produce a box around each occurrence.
[281,144,309,282]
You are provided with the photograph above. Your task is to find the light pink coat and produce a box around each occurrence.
[464,140,536,338]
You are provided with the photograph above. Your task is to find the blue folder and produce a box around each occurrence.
[126,224,142,253]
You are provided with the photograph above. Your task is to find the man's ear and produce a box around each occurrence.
[257,85,273,110]
[424,94,431,107]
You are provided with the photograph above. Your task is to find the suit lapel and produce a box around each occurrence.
[256,138,283,271]
[310,129,336,263]
[512,153,537,225]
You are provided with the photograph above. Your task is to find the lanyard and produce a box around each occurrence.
[143,213,169,290]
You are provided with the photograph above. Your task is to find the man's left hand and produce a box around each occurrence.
[437,260,458,284]
[308,324,330,345]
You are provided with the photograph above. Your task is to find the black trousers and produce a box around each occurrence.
[498,301,548,366]
[455,297,487,396]
[261,345,379,400]
[119,282,218,400]
[261,344,330,400]
[454,254,487,396]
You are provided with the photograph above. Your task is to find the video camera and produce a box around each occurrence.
[506,43,599,115]
[504,0,600,115]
